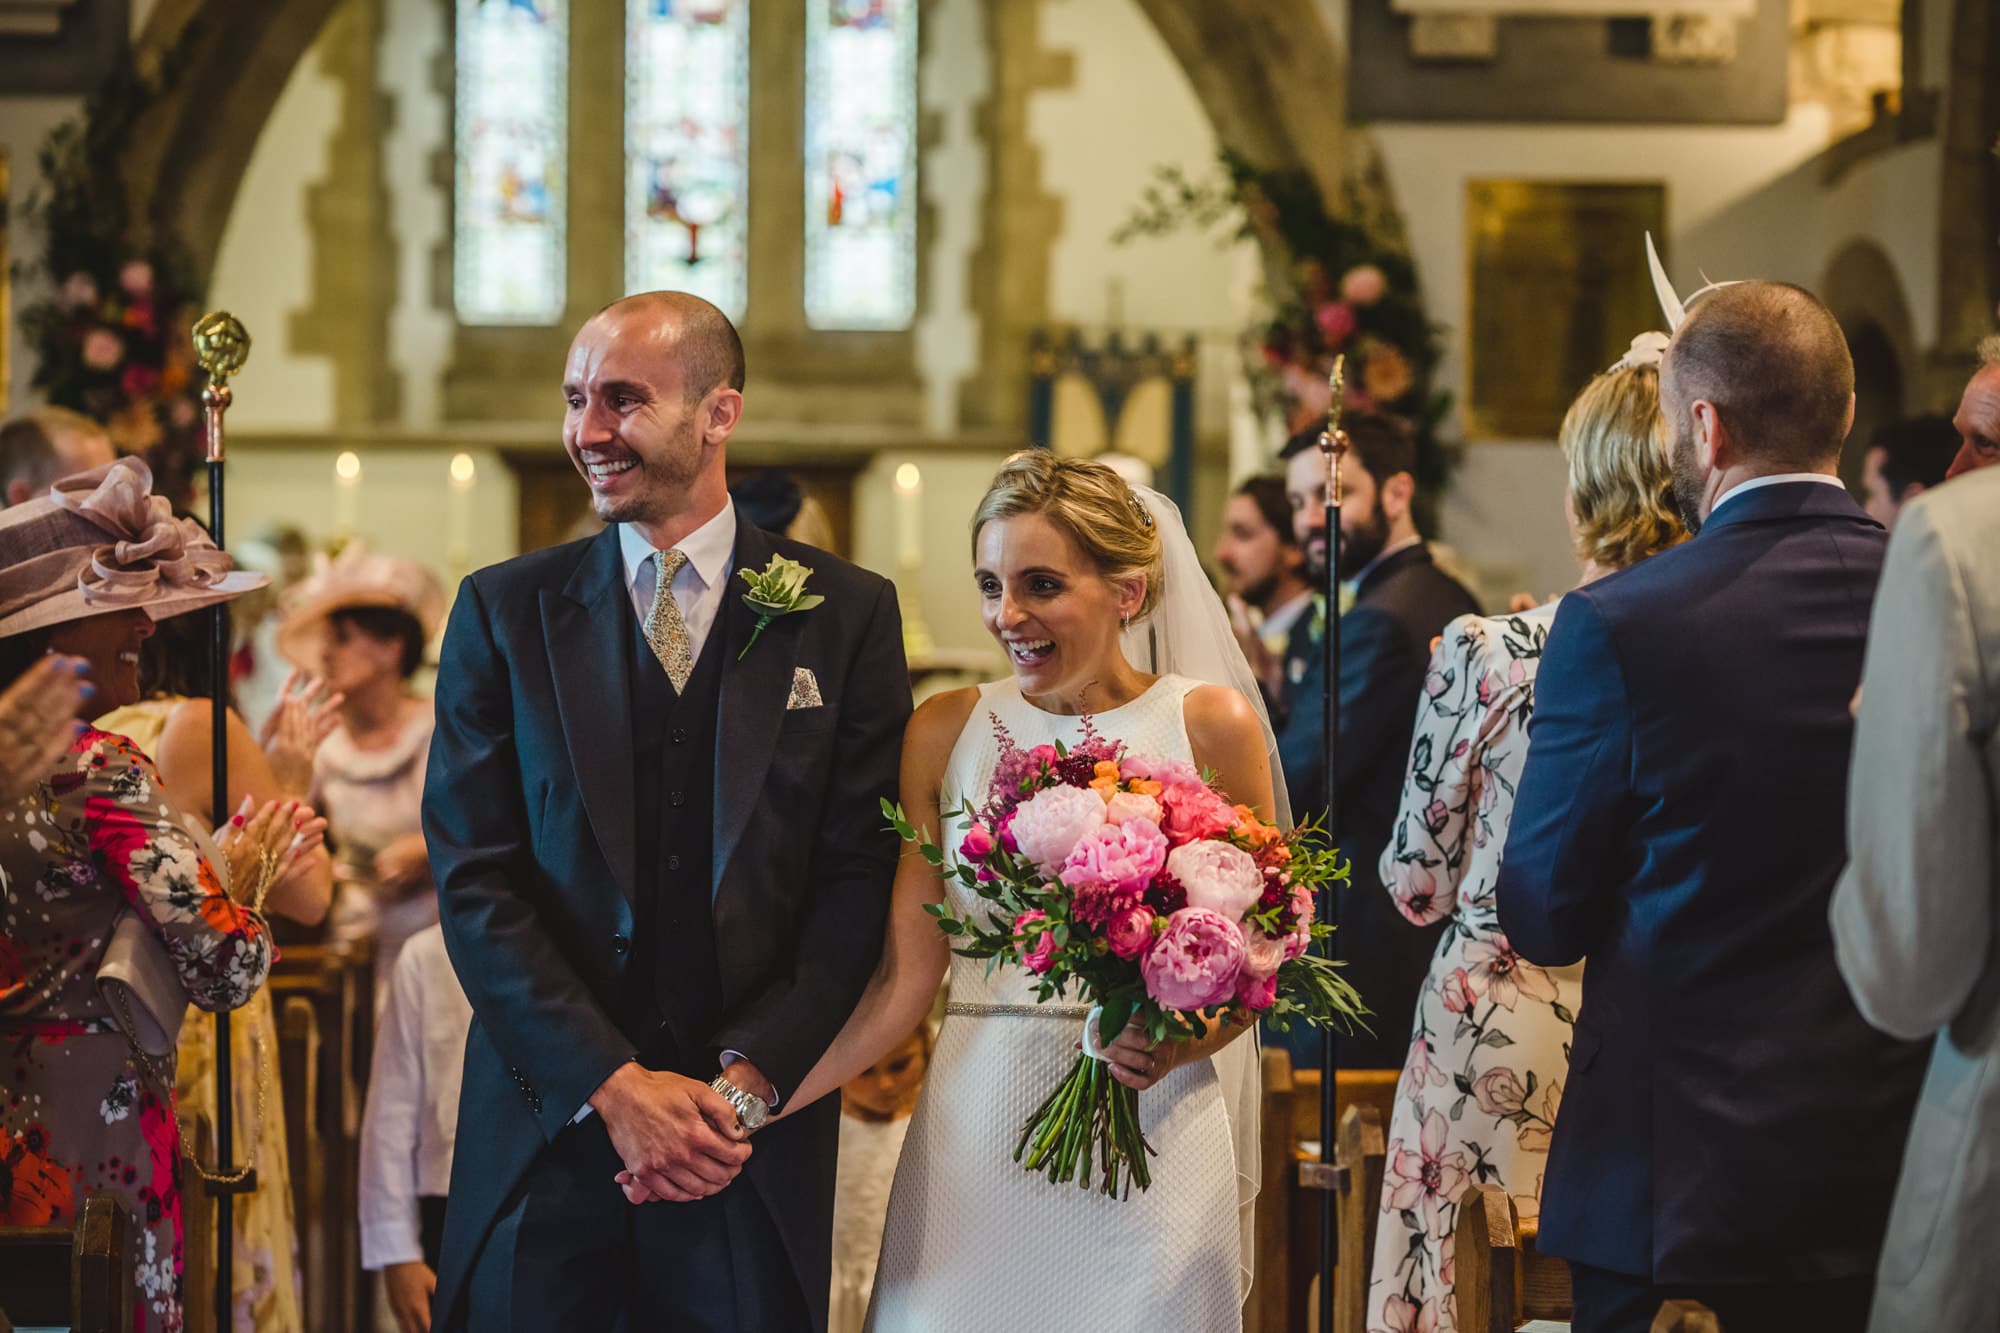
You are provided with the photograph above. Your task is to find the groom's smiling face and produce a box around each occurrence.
[562,303,731,529]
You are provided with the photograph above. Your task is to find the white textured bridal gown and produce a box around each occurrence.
[866,676,1253,1333]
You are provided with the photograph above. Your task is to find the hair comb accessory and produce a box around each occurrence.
[1609,330,1672,374]
[1646,232,1742,332]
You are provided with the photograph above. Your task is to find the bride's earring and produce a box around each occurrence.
[1121,613,1131,633]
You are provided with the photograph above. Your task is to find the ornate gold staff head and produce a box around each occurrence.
[1316,353,1347,506]
[193,311,252,463]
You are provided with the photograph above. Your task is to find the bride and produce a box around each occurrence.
[782,451,1289,1332]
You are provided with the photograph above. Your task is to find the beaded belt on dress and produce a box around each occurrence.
[945,1002,1091,1020]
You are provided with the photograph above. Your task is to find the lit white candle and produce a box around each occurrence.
[894,462,922,567]
[334,451,361,538]
[448,452,476,566]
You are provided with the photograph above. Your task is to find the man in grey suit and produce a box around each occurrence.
[1831,414,2000,1331]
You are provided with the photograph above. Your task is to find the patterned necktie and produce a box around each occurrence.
[644,548,693,691]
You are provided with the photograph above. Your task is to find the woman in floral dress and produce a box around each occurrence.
[1367,342,1687,1333]
[0,460,304,1331]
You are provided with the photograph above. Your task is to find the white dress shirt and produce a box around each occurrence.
[1708,471,1847,518]
[618,502,738,660]
[358,924,474,1270]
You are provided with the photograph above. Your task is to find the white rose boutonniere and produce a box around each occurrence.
[738,555,825,660]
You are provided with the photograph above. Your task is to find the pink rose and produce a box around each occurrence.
[82,328,124,371]
[1441,967,1477,1015]
[1026,743,1060,768]
[1009,784,1105,874]
[1421,799,1449,835]
[1103,791,1163,827]
[1340,264,1387,306]
[1235,969,1279,1011]
[1167,841,1264,919]
[1241,927,1288,981]
[119,261,154,297]
[1313,300,1358,347]
[1062,817,1168,896]
[1142,908,1247,1011]
[959,823,996,861]
[1106,906,1155,960]
[1014,910,1058,974]
[1471,1067,1528,1117]
[1285,885,1315,959]
[1160,784,1238,843]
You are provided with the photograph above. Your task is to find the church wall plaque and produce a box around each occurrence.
[1462,179,1666,441]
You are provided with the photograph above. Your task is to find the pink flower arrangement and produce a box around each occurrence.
[1341,264,1388,306]
[887,712,1364,1198]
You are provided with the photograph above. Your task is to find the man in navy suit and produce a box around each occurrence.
[1495,282,1927,1332]
[1278,416,1476,1069]
[424,292,909,1331]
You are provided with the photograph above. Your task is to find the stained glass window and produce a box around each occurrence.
[454,0,568,325]
[805,0,917,330]
[625,0,750,316]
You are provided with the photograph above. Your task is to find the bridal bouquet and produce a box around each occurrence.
[883,716,1366,1198]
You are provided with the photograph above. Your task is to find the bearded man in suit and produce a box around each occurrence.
[423,291,909,1331]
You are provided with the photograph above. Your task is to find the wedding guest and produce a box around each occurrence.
[1859,414,1957,529]
[31,406,117,474]
[98,610,338,1333]
[1496,282,1929,1333]
[1942,334,2000,478]
[0,414,63,507]
[1830,460,2000,1330]
[1278,415,1477,1069]
[1370,340,1685,1333]
[0,458,295,1333]
[829,1023,932,1333]
[278,545,444,993]
[360,922,474,1333]
[1215,473,1311,707]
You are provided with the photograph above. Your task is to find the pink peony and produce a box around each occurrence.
[1062,818,1168,896]
[1241,927,1289,981]
[1014,910,1057,973]
[1141,908,1247,1011]
[1313,300,1357,347]
[1106,906,1155,960]
[119,261,154,297]
[1009,784,1104,874]
[1167,840,1264,919]
[82,328,124,371]
[958,822,996,861]
[1121,755,1203,789]
[1340,264,1388,306]
[1235,969,1279,1011]
[1161,785,1238,844]
[1103,791,1163,827]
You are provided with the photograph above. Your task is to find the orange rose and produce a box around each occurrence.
[1128,779,1164,798]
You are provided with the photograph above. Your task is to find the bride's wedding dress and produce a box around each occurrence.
[865,674,1249,1333]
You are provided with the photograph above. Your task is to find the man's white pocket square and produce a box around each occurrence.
[787,667,823,710]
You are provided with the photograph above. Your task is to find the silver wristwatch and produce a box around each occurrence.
[709,1073,771,1132]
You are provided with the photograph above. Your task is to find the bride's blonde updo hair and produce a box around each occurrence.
[972,451,1165,621]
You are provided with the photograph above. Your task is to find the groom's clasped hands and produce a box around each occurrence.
[589,1063,754,1206]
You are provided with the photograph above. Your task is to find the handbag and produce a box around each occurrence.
[97,909,188,1058]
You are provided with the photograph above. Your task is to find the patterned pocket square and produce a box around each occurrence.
[787,667,823,710]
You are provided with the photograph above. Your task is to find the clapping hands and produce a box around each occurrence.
[258,669,344,797]
[0,656,91,802]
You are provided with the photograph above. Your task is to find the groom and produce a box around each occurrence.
[423,292,910,1330]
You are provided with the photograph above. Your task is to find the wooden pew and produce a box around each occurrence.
[1455,1183,1722,1333]
[0,1193,135,1333]
[181,1111,215,1333]
[1247,1049,1396,1333]
[268,936,376,1333]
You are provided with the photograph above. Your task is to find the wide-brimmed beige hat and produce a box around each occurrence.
[275,543,446,670]
[0,458,268,639]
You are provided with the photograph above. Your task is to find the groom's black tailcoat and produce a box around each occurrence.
[422,511,909,1330]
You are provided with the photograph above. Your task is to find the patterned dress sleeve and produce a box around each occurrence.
[1377,615,1487,926]
[74,730,274,1012]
